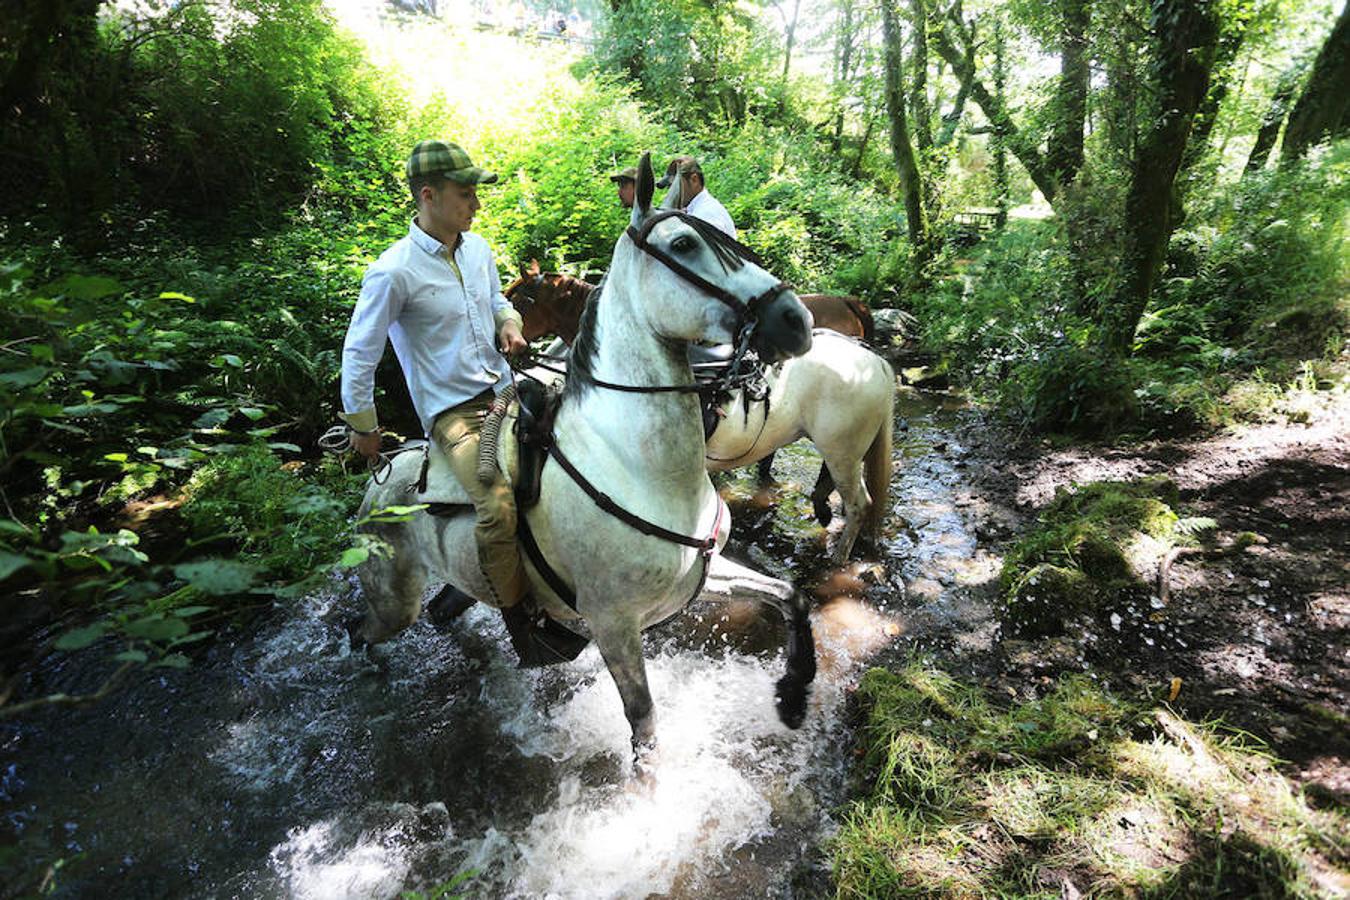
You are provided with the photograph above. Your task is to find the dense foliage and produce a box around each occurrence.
[0,0,1344,711]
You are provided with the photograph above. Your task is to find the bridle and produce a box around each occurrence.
[553,210,791,397]
[624,210,792,337]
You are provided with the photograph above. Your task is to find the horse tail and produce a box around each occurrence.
[862,363,894,537]
[848,297,875,342]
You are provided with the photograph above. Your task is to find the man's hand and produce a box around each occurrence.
[350,429,382,463]
[499,320,528,357]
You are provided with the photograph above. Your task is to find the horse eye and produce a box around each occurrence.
[671,234,698,254]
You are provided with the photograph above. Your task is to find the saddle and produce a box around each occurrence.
[409,381,587,668]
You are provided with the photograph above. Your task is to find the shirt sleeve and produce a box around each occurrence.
[339,266,403,432]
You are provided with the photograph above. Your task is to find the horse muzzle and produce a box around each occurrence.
[751,290,813,362]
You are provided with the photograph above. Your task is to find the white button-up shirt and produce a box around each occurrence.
[340,220,522,435]
[685,189,737,238]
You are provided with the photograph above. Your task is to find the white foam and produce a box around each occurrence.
[271,819,411,900]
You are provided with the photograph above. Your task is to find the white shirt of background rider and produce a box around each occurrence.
[684,189,737,240]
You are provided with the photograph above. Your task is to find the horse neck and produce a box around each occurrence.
[562,281,706,479]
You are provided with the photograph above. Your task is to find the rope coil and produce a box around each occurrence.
[477,383,516,484]
[318,424,394,484]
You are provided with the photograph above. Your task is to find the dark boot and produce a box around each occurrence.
[499,602,542,668]
[499,601,590,669]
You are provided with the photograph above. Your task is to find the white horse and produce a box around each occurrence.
[350,153,817,764]
[702,329,894,562]
[507,277,896,563]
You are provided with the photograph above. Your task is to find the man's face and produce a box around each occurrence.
[680,171,703,206]
[427,181,480,234]
[617,179,636,209]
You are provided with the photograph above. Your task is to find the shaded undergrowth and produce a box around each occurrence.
[832,664,1348,898]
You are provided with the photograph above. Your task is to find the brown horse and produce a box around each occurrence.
[507,260,872,344]
[505,265,895,554]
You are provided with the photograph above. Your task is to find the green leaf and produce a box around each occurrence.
[52,274,123,300]
[0,551,30,581]
[0,520,32,539]
[267,442,301,453]
[339,547,370,568]
[172,606,214,617]
[114,649,149,663]
[173,559,261,596]
[55,622,110,650]
[123,614,190,642]
[238,407,265,421]
[154,653,191,669]
[0,366,51,389]
[158,291,196,303]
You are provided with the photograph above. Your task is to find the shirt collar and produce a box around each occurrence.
[409,218,464,257]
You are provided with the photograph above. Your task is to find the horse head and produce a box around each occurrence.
[506,260,593,345]
[618,152,812,363]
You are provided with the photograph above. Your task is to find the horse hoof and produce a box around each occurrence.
[775,676,810,729]
[812,501,833,527]
[344,615,369,651]
[427,583,478,630]
[631,739,660,786]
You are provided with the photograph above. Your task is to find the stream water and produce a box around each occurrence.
[3,389,997,899]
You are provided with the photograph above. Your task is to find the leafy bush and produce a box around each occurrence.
[0,0,402,222]
[180,443,358,582]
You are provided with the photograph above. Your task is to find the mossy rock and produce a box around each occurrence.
[998,477,1184,635]
[1001,564,1095,636]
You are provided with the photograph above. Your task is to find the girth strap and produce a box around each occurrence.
[517,434,727,612]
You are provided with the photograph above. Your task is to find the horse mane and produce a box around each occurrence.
[563,272,606,400]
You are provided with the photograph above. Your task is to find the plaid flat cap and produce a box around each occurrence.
[406,140,498,184]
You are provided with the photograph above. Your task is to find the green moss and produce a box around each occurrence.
[998,478,1184,636]
[833,664,1344,899]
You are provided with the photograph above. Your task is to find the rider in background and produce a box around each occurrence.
[610,165,637,210]
[339,139,536,654]
[658,156,737,238]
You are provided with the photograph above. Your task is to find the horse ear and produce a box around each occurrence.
[631,152,654,228]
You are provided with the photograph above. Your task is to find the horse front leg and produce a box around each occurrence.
[755,451,776,484]
[810,462,836,526]
[351,526,427,647]
[591,619,658,772]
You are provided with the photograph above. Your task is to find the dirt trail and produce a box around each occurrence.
[945,393,1349,807]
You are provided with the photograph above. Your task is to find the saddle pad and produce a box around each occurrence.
[407,405,521,505]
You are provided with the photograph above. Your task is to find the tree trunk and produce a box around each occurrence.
[992,16,1009,228]
[1046,0,1088,188]
[933,19,1060,205]
[881,0,930,272]
[1178,3,1252,199]
[1105,0,1219,353]
[908,0,932,153]
[830,0,857,155]
[1243,64,1302,174]
[780,0,802,83]
[0,0,102,115]
[1280,4,1350,163]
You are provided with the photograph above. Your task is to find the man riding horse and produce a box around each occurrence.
[338,139,538,661]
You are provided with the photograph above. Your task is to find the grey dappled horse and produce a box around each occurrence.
[507,273,895,564]
[350,153,816,767]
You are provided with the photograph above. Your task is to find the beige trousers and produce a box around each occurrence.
[431,389,526,609]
